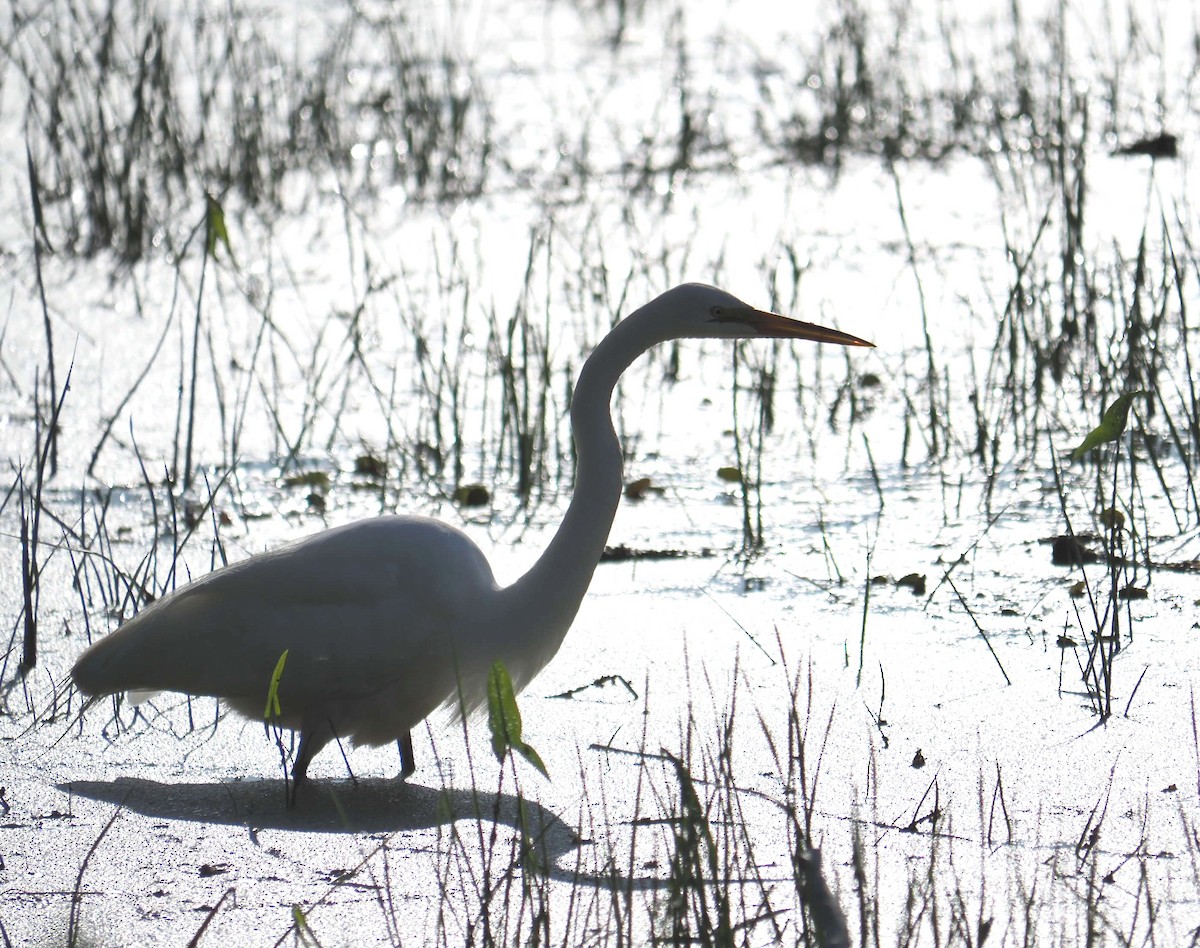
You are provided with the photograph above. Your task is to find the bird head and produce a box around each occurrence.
[646,283,874,348]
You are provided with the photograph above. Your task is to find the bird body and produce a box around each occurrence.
[74,517,506,743]
[72,284,871,792]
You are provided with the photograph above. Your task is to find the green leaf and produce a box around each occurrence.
[1070,391,1143,461]
[487,660,520,761]
[516,742,549,780]
[265,649,289,719]
[205,194,234,263]
[486,660,550,779]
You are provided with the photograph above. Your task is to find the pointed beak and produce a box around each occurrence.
[716,305,874,348]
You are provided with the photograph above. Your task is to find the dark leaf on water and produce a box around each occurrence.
[896,573,926,596]
[454,484,491,507]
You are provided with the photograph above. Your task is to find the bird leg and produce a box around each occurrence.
[397,731,416,778]
[289,718,334,806]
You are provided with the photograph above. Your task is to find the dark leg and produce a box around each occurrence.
[290,719,334,806]
[397,731,416,778]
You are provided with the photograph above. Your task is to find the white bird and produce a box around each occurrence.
[72,284,872,798]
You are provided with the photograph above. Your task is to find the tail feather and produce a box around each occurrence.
[70,635,125,697]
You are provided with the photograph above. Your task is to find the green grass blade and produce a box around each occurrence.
[265,649,289,720]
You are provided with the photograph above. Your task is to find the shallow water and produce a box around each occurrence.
[3,0,1199,944]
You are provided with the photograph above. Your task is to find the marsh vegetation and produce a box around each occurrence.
[2,0,1200,944]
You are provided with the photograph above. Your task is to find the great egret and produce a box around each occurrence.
[72,283,871,796]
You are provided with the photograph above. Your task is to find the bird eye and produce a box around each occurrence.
[710,305,725,319]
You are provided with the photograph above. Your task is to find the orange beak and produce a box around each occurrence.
[715,305,874,348]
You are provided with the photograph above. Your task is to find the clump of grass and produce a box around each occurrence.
[390,223,567,508]
[342,9,493,201]
[9,1,492,261]
[13,0,189,260]
[1052,391,1151,720]
[728,342,775,558]
[750,0,1179,168]
[487,232,560,506]
[230,646,1200,946]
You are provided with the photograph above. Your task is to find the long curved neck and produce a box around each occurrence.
[497,309,670,682]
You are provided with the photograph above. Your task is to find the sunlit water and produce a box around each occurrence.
[2,0,1199,944]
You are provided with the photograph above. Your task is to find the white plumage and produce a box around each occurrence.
[72,284,871,797]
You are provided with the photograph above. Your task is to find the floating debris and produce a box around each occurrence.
[1114,132,1176,158]
[453,484,490,507]
[1050,535,1099,566]
[354,454,387,479]
[896,573,926,596]
[624,476,665,500]
[601,544,714,562]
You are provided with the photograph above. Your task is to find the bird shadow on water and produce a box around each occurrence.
[59,776,672,890]
[62,776,560,839]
